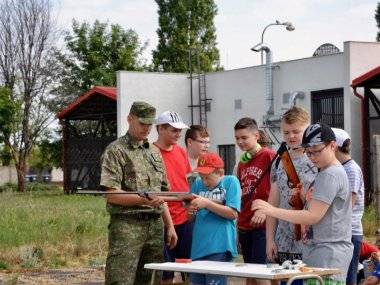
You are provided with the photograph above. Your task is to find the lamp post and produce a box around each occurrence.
[260,20,295,64]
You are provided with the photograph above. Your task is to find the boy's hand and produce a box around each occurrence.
[144,195,165,208]
[166,226,178,249]
[266,240,278,262]
[250,210,266,228]
[251,199,273,214]
[291,182,306,202]
[190,195,210,209]
[187,204,198,215]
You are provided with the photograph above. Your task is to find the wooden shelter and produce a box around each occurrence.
[57,86,117,193]
[351,66,380,203]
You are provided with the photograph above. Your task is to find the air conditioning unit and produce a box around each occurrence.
[282,91,305,110]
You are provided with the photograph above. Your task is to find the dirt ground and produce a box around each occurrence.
[0,268,105,285]
[0,268,245,285]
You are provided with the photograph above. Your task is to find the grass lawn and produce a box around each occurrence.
[0,183,378,272]
[0,184,108,270]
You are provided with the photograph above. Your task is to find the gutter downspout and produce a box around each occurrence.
[262,46,273,115]
[353,86,370,204]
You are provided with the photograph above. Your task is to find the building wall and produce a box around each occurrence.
[117,41,380,169]
[344,41,380,165]
[0,166,17,185]
[117,71,189,144]
[203,53,346,157]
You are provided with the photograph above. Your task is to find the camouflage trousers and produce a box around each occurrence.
[105,214,164,285]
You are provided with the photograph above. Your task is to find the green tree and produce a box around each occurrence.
[0,87,18,144]
[28,139,61,173]
[52,20,147,111]
[153,0,221,73]
[0,87,18,166]
[0,145,12,166]
[376,2,380,41]
[0,0,57,192]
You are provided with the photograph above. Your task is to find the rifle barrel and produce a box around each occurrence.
[76,190,190,196]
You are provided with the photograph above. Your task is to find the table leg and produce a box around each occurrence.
[150,269,156,285]
[286,274,324,285]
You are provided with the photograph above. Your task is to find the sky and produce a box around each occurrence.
[55,0,379,70]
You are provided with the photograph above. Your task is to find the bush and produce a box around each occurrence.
[0,182,60,192]
[0,182,17,192]
[0,260,9,270]
[363,203,379,237]
[19,246,44,268]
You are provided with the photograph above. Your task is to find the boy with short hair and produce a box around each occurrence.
[154,111,193,284]
[185,125,210,187]
[363,263,380,285]
[363,252,380,285]
[234,117,276,285]
[264,107,317,285]
[188,152,241,285]
[332,128,365,285]
[185,125,210,170]
[252,123,354,284]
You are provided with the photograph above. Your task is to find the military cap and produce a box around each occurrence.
[129,101,156,124]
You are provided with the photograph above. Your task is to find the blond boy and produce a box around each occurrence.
[265,107,317,266]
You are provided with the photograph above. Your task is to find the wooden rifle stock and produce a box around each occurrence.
[76,190,224,205]
[278,142,303,241]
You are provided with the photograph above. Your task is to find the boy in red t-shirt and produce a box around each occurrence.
[234,117,276,285]
[154,111,193,284]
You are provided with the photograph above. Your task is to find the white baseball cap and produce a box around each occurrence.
[332,128,351,147]
[156,111,189,129]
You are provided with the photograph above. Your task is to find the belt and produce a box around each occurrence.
[112,212,161,221]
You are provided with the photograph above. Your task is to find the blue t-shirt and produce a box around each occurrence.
[190,175,241,260]
[373,263,380,279]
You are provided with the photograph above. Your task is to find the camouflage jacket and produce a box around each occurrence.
[100,132,168,215]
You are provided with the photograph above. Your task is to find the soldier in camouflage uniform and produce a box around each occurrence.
[100,101,178,285]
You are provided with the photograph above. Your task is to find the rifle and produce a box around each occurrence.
[76,190,224,205]
[277,142,303,241]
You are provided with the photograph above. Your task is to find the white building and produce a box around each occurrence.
[117,41,380,194]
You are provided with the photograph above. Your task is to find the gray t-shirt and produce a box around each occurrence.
[343,159,364,235]
[303,164,353,282]
[271,154,317,254]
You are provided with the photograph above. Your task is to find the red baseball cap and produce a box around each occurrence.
[194,152,224,174]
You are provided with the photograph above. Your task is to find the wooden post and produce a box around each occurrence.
[373,134,380,216]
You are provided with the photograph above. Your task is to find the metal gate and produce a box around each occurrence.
[311,88,344,128]
[218,144,236,175]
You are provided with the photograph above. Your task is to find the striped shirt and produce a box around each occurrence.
[343,159,365,235]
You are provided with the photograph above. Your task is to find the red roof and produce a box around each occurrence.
[351,66,380,88]
[57,86,117,119]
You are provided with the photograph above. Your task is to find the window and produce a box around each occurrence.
[234,99,242,110]
[311,88,344,128]
[218,145,236,175]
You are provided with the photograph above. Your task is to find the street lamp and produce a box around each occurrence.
[259,20,295,64]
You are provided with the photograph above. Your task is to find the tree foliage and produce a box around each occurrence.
[0,0,57,191]
[376,2,380,41]
[52,20,147,111]
[153,0,221,73]
[0,87,19,144]
[28,138,61,172]
[0,145,12,166]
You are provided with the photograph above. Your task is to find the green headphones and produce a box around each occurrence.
[240,144,262,163]
[240,152,252,163]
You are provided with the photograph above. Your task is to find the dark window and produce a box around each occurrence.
[218,145,236,175]
[311,88,344,128]
[235,99,242,110]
